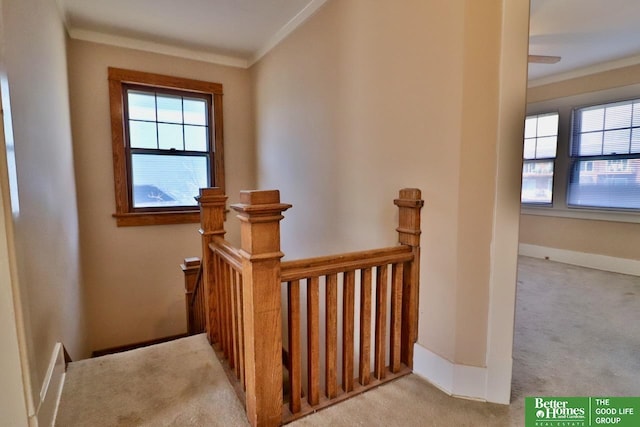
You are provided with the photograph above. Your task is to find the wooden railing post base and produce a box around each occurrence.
[181,257,202,334]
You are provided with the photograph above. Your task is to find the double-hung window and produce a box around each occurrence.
[521,112,559,204]
[108,68,224,226]
[568,99,640,210]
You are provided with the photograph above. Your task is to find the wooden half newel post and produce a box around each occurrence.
[197,187,228,344]
[394,188,424,368]
[231,190,291,427]
[181,257,201,334]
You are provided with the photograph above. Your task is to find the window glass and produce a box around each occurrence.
[521,160,554,204]
[568,159,640,209]
[569,99,640,210]
[131,154,208,208]
[128,91,156,121]
[124,86,213,209]
[521,112,559,205]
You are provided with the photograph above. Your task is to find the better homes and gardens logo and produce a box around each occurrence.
[525,397,640,427]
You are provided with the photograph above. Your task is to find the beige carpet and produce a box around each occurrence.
[55,334,249,426]
[55,257,640,426]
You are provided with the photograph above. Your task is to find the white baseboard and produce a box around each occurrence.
[33,343,66,427]
[519,244,640,277]
[413,343,491,402]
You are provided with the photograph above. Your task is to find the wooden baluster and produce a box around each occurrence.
[325,273,338,399]
[307,276,320,406]
[394,188,424,368]
[342,271,355,392]
[231,190,290,427]
[197,187,227,344]
[219,258,228,358]
[389,263,404,373]
[181,257,201,335]
[231,266,240,376]
[359,267,372,385]
[287,280,301,414]
[374,264,388,380]
[235,270,245,386]
[225,262,234,367]
[216,254,227,353]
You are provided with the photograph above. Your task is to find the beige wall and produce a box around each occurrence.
[0,84,29,426]
[67,39,255,352]
[252,0,528,369]
[520,215,640,260]
[522,65,640,261]
[1,0,86,411]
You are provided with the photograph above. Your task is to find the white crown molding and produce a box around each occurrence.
[249,0,328,67]
[528,53,640,88]
[67,28,249,69]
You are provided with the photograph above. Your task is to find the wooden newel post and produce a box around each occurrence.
[197,187,227,344]
[181,257,201,334]
[394,188,424,368]
[231,190,291,427]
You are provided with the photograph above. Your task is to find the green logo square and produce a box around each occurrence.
[526,397,640,427]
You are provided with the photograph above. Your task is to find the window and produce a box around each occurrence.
[568,99,640,210]
[108,68,224,226]
[521,112,559,204]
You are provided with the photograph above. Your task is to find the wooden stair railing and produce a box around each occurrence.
[194,187,423,427]
[280,188,423,423]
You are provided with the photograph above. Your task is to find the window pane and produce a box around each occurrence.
[129,120,157,149]
[632,128,640,154]
[157,95,183,123]
[131,154,208,208]
[537,114,558,137]
[523,138,536,159]
[521,160,554,204]
[568,159,640,209]
[578,132,603,156]
[536,136,557,158]
[524,117,537,138]
[158,123,183,150]
[184,99,207,125]
[128,91,156,121]
[603,129,630,155]
[185,125,207,151]
[633,102,640,127]
[605,104,632,130]
[581,108,605,132]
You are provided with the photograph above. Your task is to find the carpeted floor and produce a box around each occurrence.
[55,257,640,426]
[55,334,249,426]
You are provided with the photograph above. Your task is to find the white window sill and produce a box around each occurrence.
[521,205,640,224]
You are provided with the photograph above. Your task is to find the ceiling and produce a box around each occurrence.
[528,0,640,83]
[58,0,640,82]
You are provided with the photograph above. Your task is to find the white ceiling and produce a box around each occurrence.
[58,0,320,64]
[528,0,640,83]
[58,0,640,82]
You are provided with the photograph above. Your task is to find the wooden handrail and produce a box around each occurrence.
[209,236,242,271]
[281,246,413,281]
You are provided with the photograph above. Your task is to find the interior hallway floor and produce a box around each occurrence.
[55,256,640,426]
